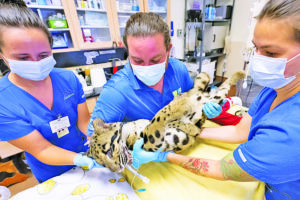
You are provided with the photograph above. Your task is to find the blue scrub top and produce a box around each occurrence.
[87,58,193,135]
[233,87,300,200]
[0,68,88,183]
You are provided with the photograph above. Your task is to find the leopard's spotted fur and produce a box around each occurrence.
[87,71,245,172]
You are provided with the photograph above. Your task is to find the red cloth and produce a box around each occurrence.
[209,97,242,125]
[210,111,242,125]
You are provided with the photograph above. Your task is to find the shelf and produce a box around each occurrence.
[117,10,139,14]
[188,53,226,61]
[205,19,230,22]
[27,5,64,10]
[151,10,167,13]
[53,48,78,53]
[151,10,167,14]
[81,25,109,29]
[49,28,70,32]
[202,53,226,59]
[76,8,106,12]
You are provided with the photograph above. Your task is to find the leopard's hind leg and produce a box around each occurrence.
[143,120,200,152]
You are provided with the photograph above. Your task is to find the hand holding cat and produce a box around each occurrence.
[132,138,173,168]
[203,100,226,119]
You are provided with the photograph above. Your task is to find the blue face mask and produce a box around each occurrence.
[6,56,56,81]
[249,53,300,89]
[131,58,167,86]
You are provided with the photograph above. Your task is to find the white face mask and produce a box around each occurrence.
[6,56,56,81]
[131,58,167,86]
[249,53,300,89]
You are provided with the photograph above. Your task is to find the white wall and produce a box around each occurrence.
[170,0,186,59]
[216,0,268,77]
[215,0,253,77]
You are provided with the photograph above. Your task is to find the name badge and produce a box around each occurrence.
[49,116,70,138]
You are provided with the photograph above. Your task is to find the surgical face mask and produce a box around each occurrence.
[249,53,300,89]
[131,58,167,86]
[6,55,56,81]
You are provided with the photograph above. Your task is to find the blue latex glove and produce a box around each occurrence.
[132,138,162,169]
[73,153,103,170]
[221,99,227,106]
[203,102,223,119]
[154,151,173,162]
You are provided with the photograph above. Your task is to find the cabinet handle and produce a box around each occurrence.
[213,34,216,42]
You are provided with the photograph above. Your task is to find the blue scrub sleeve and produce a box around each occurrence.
[233,122,300,184]
[0,109,35,141]
[87,86,127,136]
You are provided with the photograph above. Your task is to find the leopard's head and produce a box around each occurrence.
[87,118,132,172]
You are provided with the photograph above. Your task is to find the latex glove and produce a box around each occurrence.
[221,99,227,106]
[132,138,161,169]
[73,153,103,170]
[154,151,173,162]
[203,102,223,119]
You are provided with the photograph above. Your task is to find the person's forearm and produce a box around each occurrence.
[77,102,91,135]
[167,152,258,182]
[199,113,252,143]
[167,153,224,180]
[34,145,77,166]
[199,126,247,144]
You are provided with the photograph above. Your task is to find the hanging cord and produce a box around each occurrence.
[125,158,149,193]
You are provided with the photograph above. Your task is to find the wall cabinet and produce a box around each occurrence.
[144,0,170,24]
[27,1,78,53]
[26,0,171,52]
[64,0,117,49]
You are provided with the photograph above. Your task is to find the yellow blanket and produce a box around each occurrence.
[122,106,265,200]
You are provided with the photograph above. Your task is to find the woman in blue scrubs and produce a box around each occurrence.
[132,0,300,199]
[0,1,102,183]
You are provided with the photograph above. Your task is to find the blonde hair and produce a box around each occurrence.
[123,12,170,50]
[258,0,300,43]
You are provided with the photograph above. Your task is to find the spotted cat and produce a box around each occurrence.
[87,71,245,172]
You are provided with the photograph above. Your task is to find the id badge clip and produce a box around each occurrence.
[49,115,70,138]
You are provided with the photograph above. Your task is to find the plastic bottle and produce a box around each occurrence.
[210,5,216,20]
[205,5,209,19]
[132,0,139,11]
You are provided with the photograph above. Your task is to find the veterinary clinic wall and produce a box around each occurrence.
[215,0,268,78]
[215,0,253,78]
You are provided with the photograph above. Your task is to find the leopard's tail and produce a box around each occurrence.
[209,71,245,104]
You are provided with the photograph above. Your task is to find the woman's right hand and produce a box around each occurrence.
[73,153,103,170]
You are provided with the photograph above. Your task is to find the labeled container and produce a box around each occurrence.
[48,19,68,28]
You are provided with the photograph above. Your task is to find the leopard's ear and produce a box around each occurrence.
[93,118,109,130]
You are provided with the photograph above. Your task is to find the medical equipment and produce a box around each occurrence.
[126,165,150,184]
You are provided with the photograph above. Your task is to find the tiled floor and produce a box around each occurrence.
[8,172,38,197]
